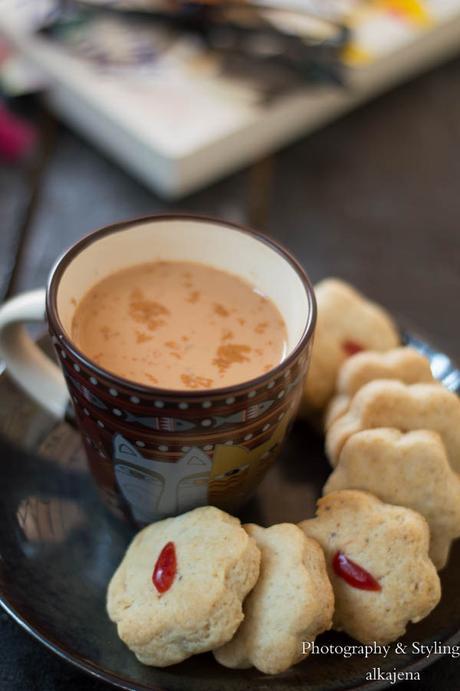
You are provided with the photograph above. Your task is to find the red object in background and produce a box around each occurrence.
[342,340,365,357]
[0,103,37,162]
[152,541,177,594]
[332,550,382,591]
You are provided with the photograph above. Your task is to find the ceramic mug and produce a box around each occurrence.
[0,215,316,525]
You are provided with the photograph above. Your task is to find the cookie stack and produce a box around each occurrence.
[302,277,460,571]
[107,496,441,673]
[313,283,460,571]
[107,506,335,674]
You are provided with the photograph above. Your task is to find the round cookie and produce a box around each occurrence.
[214,523,334,675]
[299,490,441,644]
[325,380,460,469]
[301,278,399,414]
[107,506,260,667]
[324,347,434,429]
[324,429,460,569]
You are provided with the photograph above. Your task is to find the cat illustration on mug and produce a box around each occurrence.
[112,434,212,523]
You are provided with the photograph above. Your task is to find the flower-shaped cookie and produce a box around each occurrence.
[214,523,334,674]
[301,279,399,414]
[299,490,441,644]
[107,506,260,666]
[326,380,460,470]
[325,347,434,429]
[324,429,460,569]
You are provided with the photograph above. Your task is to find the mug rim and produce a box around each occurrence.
[46,213,317,398]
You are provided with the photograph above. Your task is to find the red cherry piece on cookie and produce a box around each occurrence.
[332,551,381,591]
[342,340,364,357]
[152,541,177,594]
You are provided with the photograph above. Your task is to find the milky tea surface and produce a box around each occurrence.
[71,261,288,390]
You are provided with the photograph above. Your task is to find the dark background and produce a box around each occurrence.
[1,52,459,689]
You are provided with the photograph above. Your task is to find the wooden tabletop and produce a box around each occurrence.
[1,52,460,690]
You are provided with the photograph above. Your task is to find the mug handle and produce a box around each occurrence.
[0,289,68,418]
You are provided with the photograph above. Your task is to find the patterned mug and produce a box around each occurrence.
[0,215,316,525]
